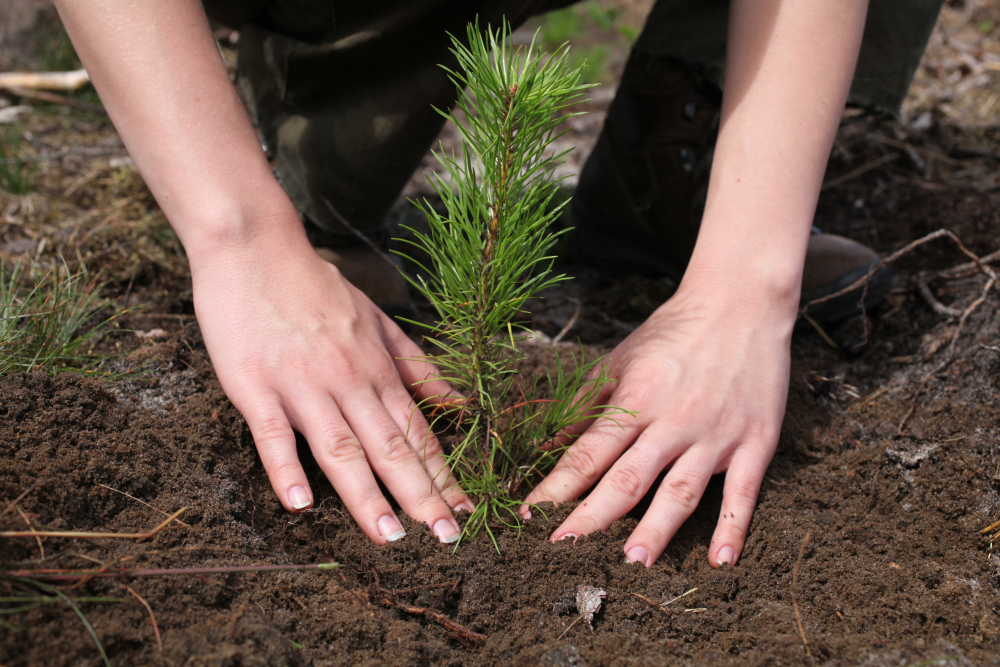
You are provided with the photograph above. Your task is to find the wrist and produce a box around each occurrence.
[674,243,804,327]
[176,180,312,272]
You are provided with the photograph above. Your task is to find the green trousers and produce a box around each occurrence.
[205,0,944,238]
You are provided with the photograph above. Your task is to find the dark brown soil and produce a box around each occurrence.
[3,219,1000,666]
[3,3,1000,666]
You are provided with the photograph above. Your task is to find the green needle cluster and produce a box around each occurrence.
[397,20,627,550]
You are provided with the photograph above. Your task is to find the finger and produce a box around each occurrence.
[340,387,463,544]
[522,404,643,515]
[239,392,314,513]
[379,310,456,406]
[548,430,683,541]
[708,445,771,568]
[621,446,717,567]
[290,393,406,545]
[380,385,474,512]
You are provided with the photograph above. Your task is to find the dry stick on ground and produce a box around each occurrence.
[0,69,90,90]
[379,589,487,646]
[916,273,964,318]
[6,86,106,115]
[121,585,163,653]
[897,274,996,435]
[798,228,999,435]
[802,229,998,316]
[792,531,813,659]
[0,508,187,540]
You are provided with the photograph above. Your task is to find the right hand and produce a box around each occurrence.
[191,225,472,544]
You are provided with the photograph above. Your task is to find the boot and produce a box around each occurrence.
[570,49,891,323]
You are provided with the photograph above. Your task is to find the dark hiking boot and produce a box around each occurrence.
[314,245,416,323]
[799,229,892,323]
[569,49,891,323]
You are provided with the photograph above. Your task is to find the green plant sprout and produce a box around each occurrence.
[1,259,122,380]
[397,20,630,550]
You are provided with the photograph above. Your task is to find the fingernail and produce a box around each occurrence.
[553,533,577,544]
[717,545,735,567]
[378,515,406,542]
[624,546,649,567]
[288,485,312,510]
[454,503,475,514]
[521,508,533,521]
[433,518,461,544]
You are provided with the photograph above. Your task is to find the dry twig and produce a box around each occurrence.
[916,273,963,318]
[379,589,487,646]
[0,69,90,90]
[5,86,105,114]
[792,531,813,659]
[802,228,997,316]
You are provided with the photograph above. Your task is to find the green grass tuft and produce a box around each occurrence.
[1,259,123,380]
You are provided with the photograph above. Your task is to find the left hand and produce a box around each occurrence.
[522,277,795,568]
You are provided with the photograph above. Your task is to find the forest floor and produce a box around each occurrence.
[2,1,1000,665]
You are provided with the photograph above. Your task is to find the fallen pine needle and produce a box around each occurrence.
[662,587,698,607]
[3,562,340,582]
[557,611,587,640]
[792,531,813,659]
[0,508,187,540]
[981,519,1000,535]
[16,508,44,560]
[97,484,191,528]
[121,585,162,653]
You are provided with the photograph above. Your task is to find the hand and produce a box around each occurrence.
[523,278,795,567]
[191,226,472,544]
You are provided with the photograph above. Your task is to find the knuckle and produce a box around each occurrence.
[723,521,748,543]
[606,462,647,502]
[381,433,416,466]
[320,428,366,466]
[728,478,761,507]
[557,443,603,483]
[268,459,302,481]
[254,415,294,445]
[661,475,701,511]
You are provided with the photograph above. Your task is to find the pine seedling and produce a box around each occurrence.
[397,20,628,549]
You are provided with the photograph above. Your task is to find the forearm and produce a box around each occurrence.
[54,0,306,268]
[684,0,868,313]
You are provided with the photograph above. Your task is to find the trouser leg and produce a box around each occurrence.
[630,0,944,115]
[207,0,545,240]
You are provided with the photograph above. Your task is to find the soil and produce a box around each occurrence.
[3,1,1000,666]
